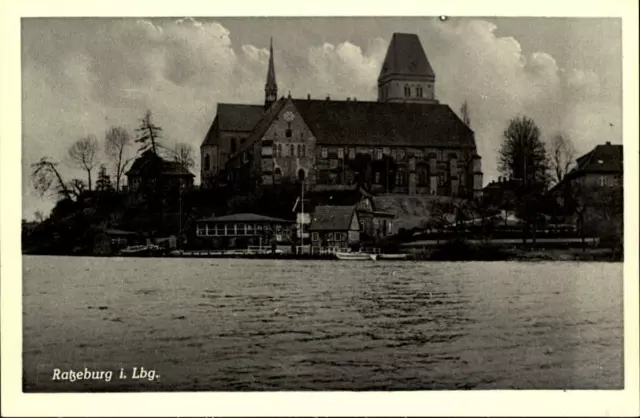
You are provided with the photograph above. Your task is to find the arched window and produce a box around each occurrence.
[298,169,306,182]
[289,144,294,156]
[404,85,411,97]
[297,144,302,157]
[301,145,306,158]
[204,154,210,171]
[416,86,423,98]
[276,144,282,157]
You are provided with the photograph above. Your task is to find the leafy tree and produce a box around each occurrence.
[95,164,114,192]
[135,110,162,156]
[68,135,98,191]
[548,133,575,185]
[498,116,549,188]
[498,116,550,246]
[105,126,132,192]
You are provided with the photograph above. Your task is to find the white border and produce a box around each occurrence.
[2,0,639,416]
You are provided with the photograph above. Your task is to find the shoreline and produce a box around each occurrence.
[22,247,622,262]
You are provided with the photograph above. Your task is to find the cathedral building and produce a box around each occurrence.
[201,33,483,198]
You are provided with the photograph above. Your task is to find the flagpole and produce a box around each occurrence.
[301,177,305,254]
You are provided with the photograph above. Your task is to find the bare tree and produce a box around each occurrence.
[548,133,575,185]
[172,142,195,171]
[31,157,72,200]
[135,110,162,156]
[68,135,98,191]
[105,126,132,192]
[460,100,471,127]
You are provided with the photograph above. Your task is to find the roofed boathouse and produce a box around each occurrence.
[195,213,294,249]
[309,205,362,252]
[201,33,483,198]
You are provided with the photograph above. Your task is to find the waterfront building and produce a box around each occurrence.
[562,142,623,188]
[201,33,483,198]
[308,205,361,251]
[195,213,294,249]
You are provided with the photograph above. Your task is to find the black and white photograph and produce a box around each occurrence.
[2,0,639,416]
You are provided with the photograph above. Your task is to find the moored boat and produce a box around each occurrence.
[377,253,409,260]
[335,252,374,261]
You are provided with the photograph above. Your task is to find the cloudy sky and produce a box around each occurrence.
[21,17,622,219]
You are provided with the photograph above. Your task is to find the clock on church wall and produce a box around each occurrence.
[283,111,295,122]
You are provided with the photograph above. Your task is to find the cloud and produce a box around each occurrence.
[21,17,621,219]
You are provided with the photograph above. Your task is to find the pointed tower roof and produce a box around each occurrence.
[378,33,435,82]
[266,37,277,88]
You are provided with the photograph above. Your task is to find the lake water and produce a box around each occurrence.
[22,256,624,391]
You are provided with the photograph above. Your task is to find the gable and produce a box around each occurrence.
[349,211,360,231]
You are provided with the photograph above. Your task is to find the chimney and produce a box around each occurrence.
[606,141,611,145]
[326,95,330,101]
[307,93,311,100]
[354,97,357,101]
[346,97,351,101]
[287,90,291,99]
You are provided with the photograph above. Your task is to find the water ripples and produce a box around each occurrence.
[22,256,623,391]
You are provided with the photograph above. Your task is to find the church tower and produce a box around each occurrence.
[265,37,278,109]
[377,33,438,104]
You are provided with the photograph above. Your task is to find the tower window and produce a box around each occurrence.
[404,85,411,97]
[204,154,210,171]
[286,129,292,138]
[276,144,282,157]
[289,144,294,156]
[416,86,423,97]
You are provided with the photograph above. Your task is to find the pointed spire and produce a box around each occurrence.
[265,37,278,108]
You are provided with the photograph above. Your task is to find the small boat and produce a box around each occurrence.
[119,244,164,256]
[336,252,374,261]
[377,253,409,260]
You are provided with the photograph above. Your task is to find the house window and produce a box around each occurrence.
[321,147,328,158]
[237,223,246,235]
[231,138,237,153]
[327,232,334,241]
[398,149,406,160]
[246,224,254,235]
[375,148,383,160]
[404,85,411,97]
[297,144,302,157]
[600,176,607,186]
[391,149,397,160]
[375,172,381,184]
[338,148,344,159]
[312,232,319,242]
[301,145,306,158]
[276,144,282,157]
[438,173,446,186]
[197,224,205,236]
[416,86,423,97]
[204,154,210,171]
[274,167,282,182]
[347,148,355,159]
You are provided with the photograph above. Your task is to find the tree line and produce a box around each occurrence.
[31,110,196,206]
